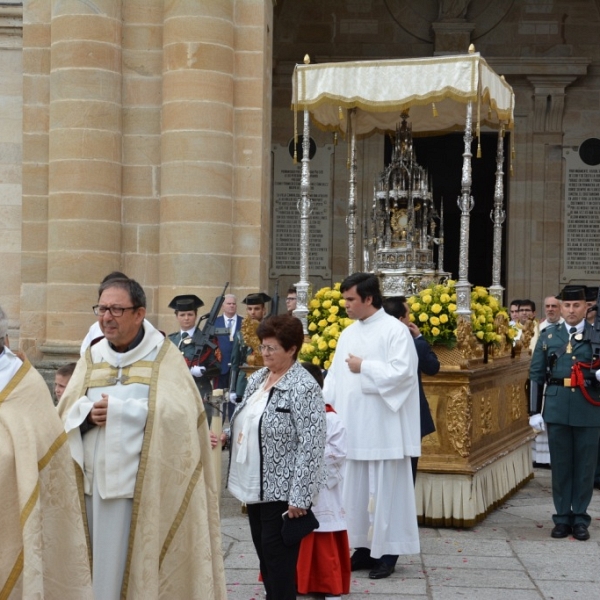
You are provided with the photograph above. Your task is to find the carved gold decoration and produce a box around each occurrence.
[241,316,264,367]
[489,313,511,358]
[479,392,492,435]
[456,318,482,362]
[510,383,524,421]
[520,318,535,354]
[446,385,472,457]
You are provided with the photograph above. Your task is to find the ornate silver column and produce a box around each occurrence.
[488,125,506,304]
[347,108,357,275]
[455,101,474,317]
[293,107,311,333]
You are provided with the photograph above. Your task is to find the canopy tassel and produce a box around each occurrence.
[432,102,438,117]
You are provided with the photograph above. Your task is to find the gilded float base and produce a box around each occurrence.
[416,442,533,528]
[417,350,534,527]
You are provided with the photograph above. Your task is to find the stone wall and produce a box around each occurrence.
[0,2,22,342]
[271,0,600,305]
[16,0,274,361]
[1,0,600,362]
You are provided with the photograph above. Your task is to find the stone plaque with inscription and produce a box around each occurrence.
[562,142,600,282]
[270,143,333,278]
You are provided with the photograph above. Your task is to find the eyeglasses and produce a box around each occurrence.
[258,344,281,354]
[285,297,297,302]
[93,305,138,317]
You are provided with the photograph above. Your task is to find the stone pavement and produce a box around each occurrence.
[219,464,600,600]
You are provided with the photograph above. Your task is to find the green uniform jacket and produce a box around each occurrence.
[168,331,220,399]
[530,321,600,427]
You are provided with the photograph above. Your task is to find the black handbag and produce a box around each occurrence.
[281,508,319,546]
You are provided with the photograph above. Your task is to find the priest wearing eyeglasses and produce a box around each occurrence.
[57,276,226,600]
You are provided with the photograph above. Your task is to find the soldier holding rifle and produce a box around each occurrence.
[168,284,228,425]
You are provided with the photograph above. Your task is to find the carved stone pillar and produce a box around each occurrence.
[159,1,235,314]
[41,0,123,358]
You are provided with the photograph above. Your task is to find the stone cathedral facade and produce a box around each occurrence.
[0,0,599,366]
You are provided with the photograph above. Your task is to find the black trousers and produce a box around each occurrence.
[247,501,300,600]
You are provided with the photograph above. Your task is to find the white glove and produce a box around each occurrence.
[595,370,600,383]
[229,392,237,403]
[190,365,206,377]
[529,413,545,432]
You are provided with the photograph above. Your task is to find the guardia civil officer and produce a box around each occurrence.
[529,285,600,541]
[168,294,221,425]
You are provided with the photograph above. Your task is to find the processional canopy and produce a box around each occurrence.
[292,51,514,136]
[292,51,514,298]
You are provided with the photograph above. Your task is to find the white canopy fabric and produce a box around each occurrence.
[292,52,514,137]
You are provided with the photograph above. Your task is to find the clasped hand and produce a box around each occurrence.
[89,393,109,427]
[345,353,362,373]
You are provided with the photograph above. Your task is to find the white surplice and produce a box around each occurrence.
[323,308,421,557]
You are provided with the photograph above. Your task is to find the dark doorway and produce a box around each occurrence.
[384,132,510,288]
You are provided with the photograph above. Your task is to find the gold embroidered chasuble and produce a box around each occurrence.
[0,358,93,600]
[57,324,226,600]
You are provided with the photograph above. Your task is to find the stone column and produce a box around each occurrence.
[159,1,235,320]
[21,1,50,358]
[42,0,122,356]
[158,0,274,327]
[121,0,163,311]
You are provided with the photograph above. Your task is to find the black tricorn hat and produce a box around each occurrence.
[585,286,598,302]
[556,286,586,302]
[242,292,271,306]
[168,294,204,311]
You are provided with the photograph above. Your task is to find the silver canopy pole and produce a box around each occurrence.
[488,124,506,304]
[347,108,357,275]
[455,100,474,317]
[293,106,311,334]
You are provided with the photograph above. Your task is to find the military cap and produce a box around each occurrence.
[585,286,598,302]
[556,286,586,301]
[168,294,204,311]
[242,292,271,306]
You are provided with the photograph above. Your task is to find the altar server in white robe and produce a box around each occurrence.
[58,276,226,600]
[323,273,421,580]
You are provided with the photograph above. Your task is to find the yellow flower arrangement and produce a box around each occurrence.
[299,283,353,369]
[408,280,512,347]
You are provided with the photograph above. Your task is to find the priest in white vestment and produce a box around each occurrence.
[322,273,421,580]
[0,305,93,599]
[57,277,226,600]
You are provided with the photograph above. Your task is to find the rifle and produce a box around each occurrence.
[269,280,280,317]
[191,282,229,377]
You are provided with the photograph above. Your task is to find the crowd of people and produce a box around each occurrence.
[3,272,600,599]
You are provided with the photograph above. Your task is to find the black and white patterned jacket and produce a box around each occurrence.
[228,361,326,508]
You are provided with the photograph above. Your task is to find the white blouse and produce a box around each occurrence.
[228,384,270,504]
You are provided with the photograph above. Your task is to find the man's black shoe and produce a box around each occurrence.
[550,523,571,538]
[594,481,600,490]
[350,553,377,572]
[572,524,590,541]
[368,563,395,579]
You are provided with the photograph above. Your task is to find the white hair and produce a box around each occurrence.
[0,305,7,340]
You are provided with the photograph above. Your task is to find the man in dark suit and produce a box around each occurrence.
[383,296,439,482]
[530,285,600,541]
[215,294,242,421]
